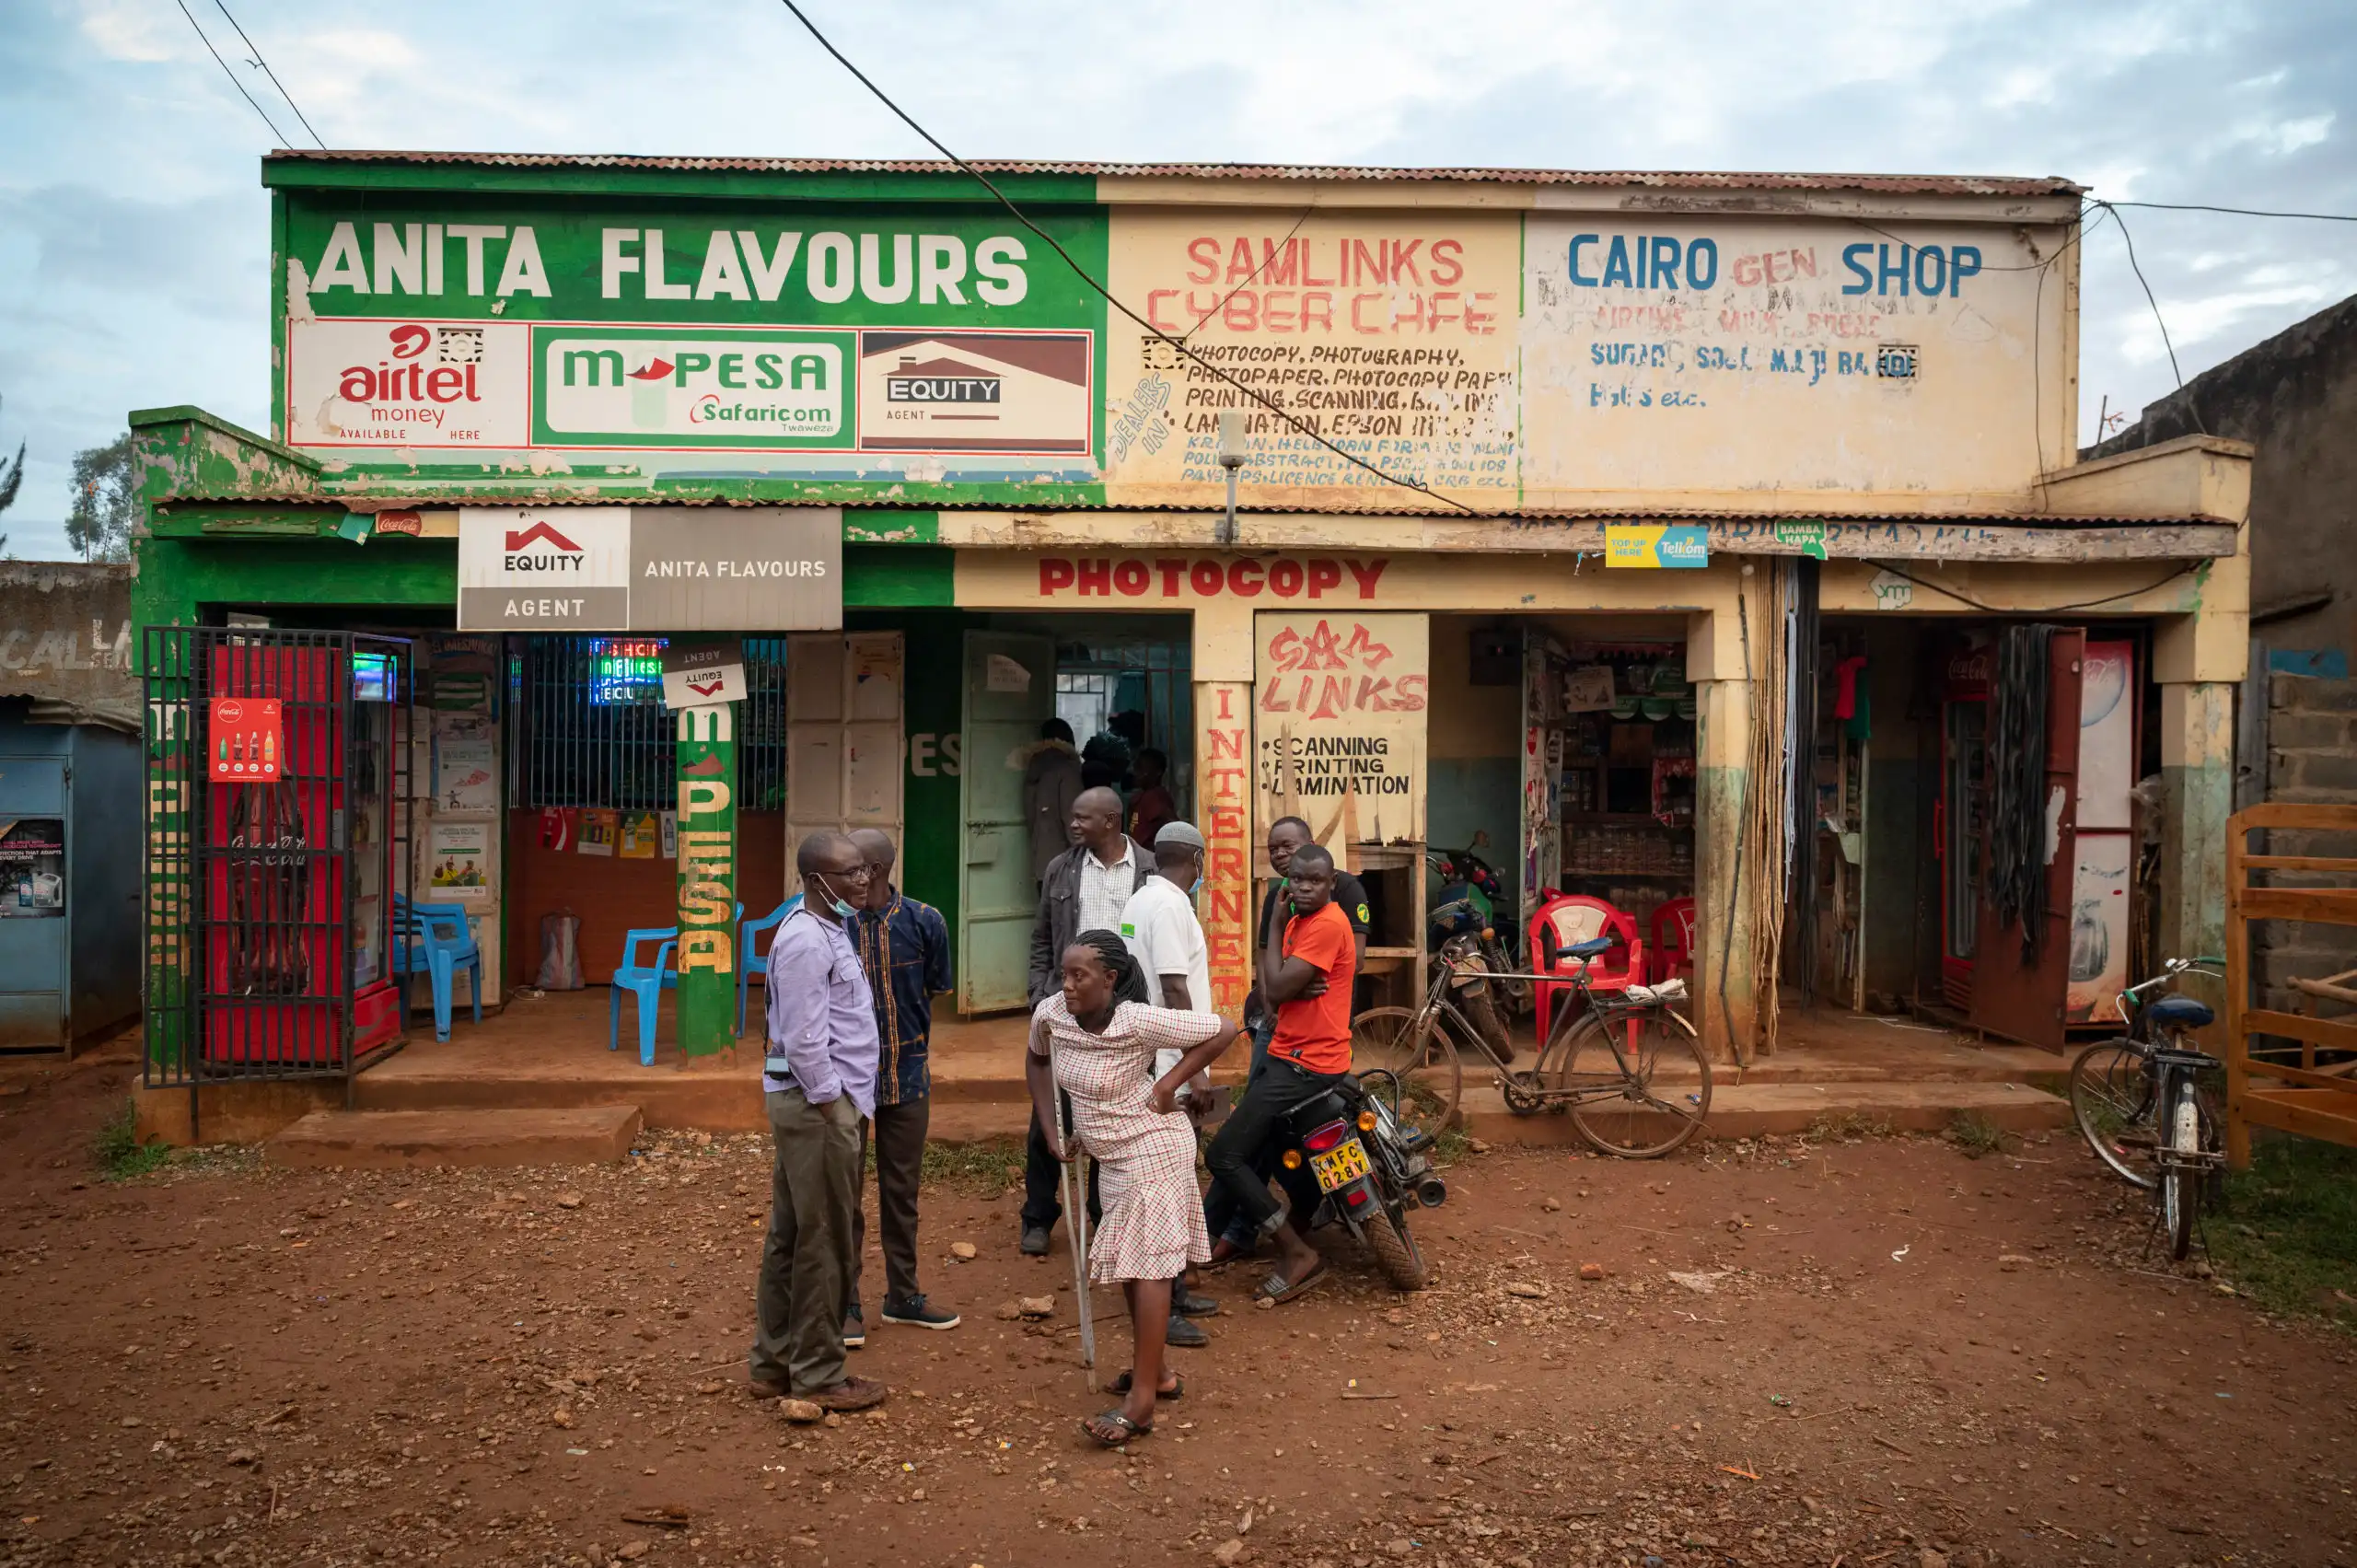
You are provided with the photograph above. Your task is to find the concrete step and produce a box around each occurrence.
[1459,1078,2069,1146]
[264,1106,644,1169]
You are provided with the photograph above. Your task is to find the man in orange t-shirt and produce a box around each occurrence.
[1204,842,1358,1303]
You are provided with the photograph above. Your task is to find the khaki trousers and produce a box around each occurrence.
[750,1087,862,1394]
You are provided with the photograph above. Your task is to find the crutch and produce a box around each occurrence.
[1051,1065,1097,1391]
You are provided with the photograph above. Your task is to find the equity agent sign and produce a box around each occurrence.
[457,506,841,632]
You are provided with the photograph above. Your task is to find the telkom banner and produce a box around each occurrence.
[456,505,841,631]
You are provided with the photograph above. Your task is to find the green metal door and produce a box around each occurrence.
[958,632,1056,1013]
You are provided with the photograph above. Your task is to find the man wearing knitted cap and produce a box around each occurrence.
[1119,819,1224,1336]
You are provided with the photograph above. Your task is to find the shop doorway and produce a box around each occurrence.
[956,615,1193,1014]
[1805,617,2152,1050]
[1426,615,1701,1033]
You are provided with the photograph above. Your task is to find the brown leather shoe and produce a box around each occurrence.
[747,1376,792,1400]
[807,1376,888,1412]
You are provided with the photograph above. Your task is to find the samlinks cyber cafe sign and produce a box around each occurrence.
[457,506,841,632]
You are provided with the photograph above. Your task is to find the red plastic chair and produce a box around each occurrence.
[1528,895,1645,1048]
[1649,897,1698,986]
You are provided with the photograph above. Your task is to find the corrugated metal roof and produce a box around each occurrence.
[160,495,2212,527]
[261,149,2083,198]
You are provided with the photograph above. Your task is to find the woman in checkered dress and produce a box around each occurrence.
[1028,930,1238,1446]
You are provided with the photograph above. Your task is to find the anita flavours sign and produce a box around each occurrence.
[278,203,1102,464]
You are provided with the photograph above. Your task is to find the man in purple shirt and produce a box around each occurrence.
[749,831,888,1411]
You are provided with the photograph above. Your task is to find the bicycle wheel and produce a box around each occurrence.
[2163,1084,2201,1260]
[1351,1005,1463,1142]
[2069,1039,2160,1190]
[1553,1006,1712,1157]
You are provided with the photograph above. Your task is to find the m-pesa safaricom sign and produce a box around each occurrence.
[457,506,842,632]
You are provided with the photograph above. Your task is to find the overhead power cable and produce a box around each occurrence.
[772,0,1479,514]
[212,0,326,148]
[2102,198,2357,223]
[174,0,289,145]
[2092,201,2193,401]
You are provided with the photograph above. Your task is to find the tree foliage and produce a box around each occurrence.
[0,395,21,557]
[66,431,137,563]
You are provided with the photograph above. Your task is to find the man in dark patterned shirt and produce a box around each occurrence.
[843,828,958,1342]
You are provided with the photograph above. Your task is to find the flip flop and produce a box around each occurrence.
[1255,1260,1330,1305]
[1108,1371,1184,1400]
[1080,1410,1151,1447]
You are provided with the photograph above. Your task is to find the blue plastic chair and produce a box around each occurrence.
[609,928,679,1066]
[737,896,802,1036]
[391,893,482,1043]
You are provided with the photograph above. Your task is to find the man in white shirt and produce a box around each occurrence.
[1120,820,1215,1094]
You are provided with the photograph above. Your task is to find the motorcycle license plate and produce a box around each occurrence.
[1310,1137,1372,1193]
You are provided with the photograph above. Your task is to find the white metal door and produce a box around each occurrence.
[785,633,904,901]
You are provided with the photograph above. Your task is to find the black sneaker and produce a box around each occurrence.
[1019,1226,1051,1257]
[1175,1287,1220,1318]
[1165,1314,1210,1349]
[880,1293,961,1330]
[842,1305,865,1349]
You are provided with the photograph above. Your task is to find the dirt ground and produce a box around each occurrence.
[3,1044,2353,1568]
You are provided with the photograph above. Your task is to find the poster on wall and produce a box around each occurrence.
[207,697,283,781]
[1254,610,1429,854]
[0,819,66,917]
[2077,642,2135,831]
[2065,832,2132,1024]
[427,822,492,899]
[618,811,660,860]
[434,712,499,815]
[577,808,619,857]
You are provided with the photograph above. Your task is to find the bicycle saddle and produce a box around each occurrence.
[1562,935,1614,958]
[2147,995,2215,1030]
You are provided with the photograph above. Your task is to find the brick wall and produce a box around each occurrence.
[2253,674,2357,1013]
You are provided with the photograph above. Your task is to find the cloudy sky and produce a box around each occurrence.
[0,0,2350,556]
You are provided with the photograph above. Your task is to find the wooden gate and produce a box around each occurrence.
[2223,802,2357,1166]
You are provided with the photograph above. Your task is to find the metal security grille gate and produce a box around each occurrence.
[142,629,415,1113]
[508,635,790,811]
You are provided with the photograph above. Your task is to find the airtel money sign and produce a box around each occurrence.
[285,319,530,449]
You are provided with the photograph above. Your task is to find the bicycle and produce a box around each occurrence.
[2066,956,2227,1260]
[1352,930,1712,1158]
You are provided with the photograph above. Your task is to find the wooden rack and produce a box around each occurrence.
[2223,802,2357,1166]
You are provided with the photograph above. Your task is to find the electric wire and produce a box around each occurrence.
[1860,558,2197,614]
[212,0,326,148]
[2103,199,2357,224]
[1179,203,1317,348]
[2094,201,2189,393]
[772,0,1479,513]
[174,0,290,146]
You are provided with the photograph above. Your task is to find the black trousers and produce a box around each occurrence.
[1204,1054,1346,1237]
[1022,1093,1100,1234]
[852,1097,928,1306]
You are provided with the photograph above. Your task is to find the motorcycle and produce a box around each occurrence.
[1426,835,1531,1040]
[1275,1069,1445,1291]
